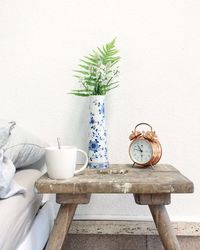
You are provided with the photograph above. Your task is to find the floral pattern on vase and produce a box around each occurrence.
[88,95,109,169]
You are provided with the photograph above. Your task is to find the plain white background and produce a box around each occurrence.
[0,0,199,221]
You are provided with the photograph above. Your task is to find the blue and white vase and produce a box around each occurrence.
[88,95,109,169]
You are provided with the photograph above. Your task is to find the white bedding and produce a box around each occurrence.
[17,199,59,250]
[0,169,43,250]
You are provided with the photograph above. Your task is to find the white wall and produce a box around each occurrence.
[0,0,199,221]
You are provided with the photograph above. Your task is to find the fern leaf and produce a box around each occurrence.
[84,56,99,64]
[78,64,89,70]
[71,38,120,96]
[97,47,106,57]
[74,70,90,75]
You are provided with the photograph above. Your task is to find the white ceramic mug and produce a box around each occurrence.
[45,146,88,179]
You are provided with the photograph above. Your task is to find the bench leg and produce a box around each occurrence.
[45,203,77,250]
[149,205,181,250]
[45,194,91,250]
[134,194,181,250]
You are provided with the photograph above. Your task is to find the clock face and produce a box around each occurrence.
[130,139,153,164]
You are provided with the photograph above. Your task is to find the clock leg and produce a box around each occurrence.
[149,205,181,250]
[131,162,134,167]
[150,164,155,170]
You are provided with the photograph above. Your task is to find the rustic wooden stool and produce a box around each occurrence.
[35,164,193,250]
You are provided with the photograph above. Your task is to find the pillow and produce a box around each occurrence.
[0,120,16,148]
[3,122,46,168]
[0,149,25,199]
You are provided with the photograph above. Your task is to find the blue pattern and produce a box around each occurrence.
[88,96,109,169]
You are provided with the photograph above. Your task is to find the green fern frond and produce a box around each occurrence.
[70,38,120,96]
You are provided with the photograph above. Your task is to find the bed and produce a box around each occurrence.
[0,168,59,250]
[0,119,60,250]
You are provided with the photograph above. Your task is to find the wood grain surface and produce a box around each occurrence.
[35,164,193,194]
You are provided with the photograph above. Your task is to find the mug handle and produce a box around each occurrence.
[74,149,88,174]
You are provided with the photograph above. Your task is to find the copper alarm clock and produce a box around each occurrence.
[129,123,162,167]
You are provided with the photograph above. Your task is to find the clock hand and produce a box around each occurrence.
[137,145,143,152]
[134,148,141,152]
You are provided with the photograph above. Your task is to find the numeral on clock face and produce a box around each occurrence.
[131,139,153,164]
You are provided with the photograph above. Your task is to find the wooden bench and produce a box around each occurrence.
[35,164,193,250]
